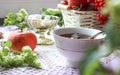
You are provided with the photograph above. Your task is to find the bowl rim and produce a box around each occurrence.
[26,14,60,20]
[53,27,105,41]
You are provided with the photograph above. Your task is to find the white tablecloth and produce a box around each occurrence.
[0,26,120,75]
[0,26,79,75]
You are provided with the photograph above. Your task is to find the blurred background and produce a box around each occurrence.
[0,0,61,18]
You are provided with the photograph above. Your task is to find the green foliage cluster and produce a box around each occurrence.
[79,0,120,75]
[0,41,41,69]
[3,8,29,29]
[41,8,64,27]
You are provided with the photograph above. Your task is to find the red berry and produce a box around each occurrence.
[68,0,90,8]
[94,0,105,11]
[96,14,108,25]
[60,0,68,5]
[93,0,108,25]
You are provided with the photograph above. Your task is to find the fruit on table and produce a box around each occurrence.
[7,29,37,52]
[94,0,108,25]
[68,0,90,9]
[94,0,105,11]
[60,0,68,5]
[96,13,108,25]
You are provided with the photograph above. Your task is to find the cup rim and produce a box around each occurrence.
[53,27,105,41]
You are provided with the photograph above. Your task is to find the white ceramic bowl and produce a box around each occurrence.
[53,27,105,68]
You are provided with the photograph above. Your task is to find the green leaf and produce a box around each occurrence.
[3,8,29,29]
[1,40,12,47]
[31,59,41,68]
[45,8,61,15]
[79,45,107,75]
[104,21,120,49]
[41,8,47,13]
[22,46,32,53]
[2,47,10,56]
[19,8,28,16]
[7,12,17,19]
[41,8,64,26]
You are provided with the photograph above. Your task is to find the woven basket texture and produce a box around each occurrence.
[61,9,103,30]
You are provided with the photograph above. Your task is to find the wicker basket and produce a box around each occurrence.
[58,4,103,30]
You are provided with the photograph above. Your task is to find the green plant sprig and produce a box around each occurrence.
[79,0,120,75]
[3,8,29,29]
[0,40,41,69]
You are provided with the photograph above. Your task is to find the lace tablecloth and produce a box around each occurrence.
[0,26,120,75]
[0,26,79,75]
[0,45,79,75]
